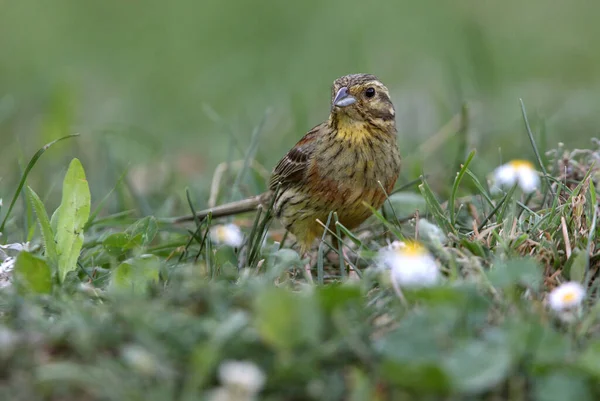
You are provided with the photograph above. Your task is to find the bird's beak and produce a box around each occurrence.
[333,87,356,108]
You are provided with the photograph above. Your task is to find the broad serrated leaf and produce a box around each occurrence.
[27,187,58,266]
[54,158,91,282]
[14,251,52,294]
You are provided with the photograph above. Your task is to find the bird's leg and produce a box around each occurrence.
[302,251,314,283]
[326,235,359,279]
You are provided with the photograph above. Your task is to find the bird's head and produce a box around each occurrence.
[329,73,395,131]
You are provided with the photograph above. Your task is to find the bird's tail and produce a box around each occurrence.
[170,194,266,224]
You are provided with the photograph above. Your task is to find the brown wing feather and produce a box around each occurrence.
[268,123,324,190]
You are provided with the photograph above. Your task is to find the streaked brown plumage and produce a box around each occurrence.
[174,73,401,253]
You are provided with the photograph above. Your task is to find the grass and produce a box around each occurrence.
[1,97,600,400]
[1,3,600,398]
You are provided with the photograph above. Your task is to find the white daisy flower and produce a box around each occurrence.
[548,282,585,312]
[491,160,540,193]
[218,360,265,395]
[379,241,440,288]
[0,242,30,289]
[0,242,30,252]
[210,224,244,248]
[0,257,15,289]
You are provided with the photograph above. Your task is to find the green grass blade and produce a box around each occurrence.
[519,99,554,198]
[465,169,494,208]
[449,150,476,226]
[333,212,346,280]
[0,134,79,235]
[84,168,128,230]
[27,187,58,267]
[229,110,269,202]
[419,176,455,235]
[316,212,334,285]
[584,180,597,286]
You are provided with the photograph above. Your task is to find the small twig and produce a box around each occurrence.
[560,216,571,259]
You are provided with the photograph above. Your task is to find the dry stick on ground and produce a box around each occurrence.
[561,215,572,259]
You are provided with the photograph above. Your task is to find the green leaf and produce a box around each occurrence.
[126,216,158,247]
[347,368,374,401]
[502,319,571,368]
[316,284,362,313]
[442,339,512,394]
[533,371,592,401]
[50,205,61,234]
[27,187,58,266]
[14,251,52,294]
[567,248,588,283]
[378,308,454,363]
[254,287,322,350]
[487,257,542,289]
[54,158,91,282]
[576,340,600,377]
[110,254,160,294]
[380,360,450,394]
[102,232,132,256]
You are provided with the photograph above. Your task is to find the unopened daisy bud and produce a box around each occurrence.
[210,224,244,248]
[491,160,540,193]
[218,360,265,395]
[379,241,440,288]
[548,282,585,312]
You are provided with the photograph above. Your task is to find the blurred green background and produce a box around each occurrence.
[1,0,599,216]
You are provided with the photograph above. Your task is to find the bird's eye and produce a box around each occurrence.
[365,87,376,98]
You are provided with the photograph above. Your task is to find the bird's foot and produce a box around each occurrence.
[327,246,360,280]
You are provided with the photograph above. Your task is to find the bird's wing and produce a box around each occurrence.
[268,123,324,190]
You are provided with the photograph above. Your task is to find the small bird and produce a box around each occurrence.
[174,73,401,254]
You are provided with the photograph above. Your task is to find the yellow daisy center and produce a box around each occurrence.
[401,241,427,257]
[561,291,577,303]
[214,226,228,240]
[509,160,534,170]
